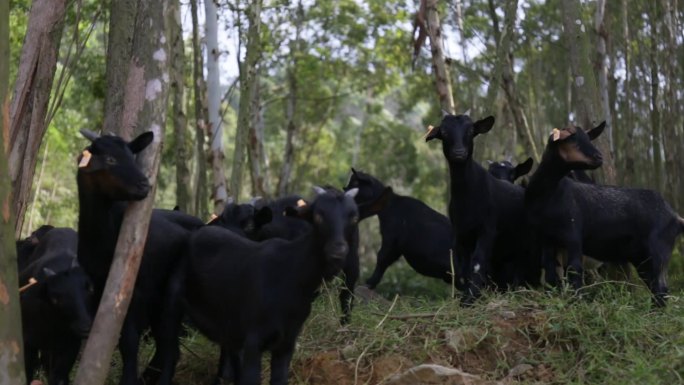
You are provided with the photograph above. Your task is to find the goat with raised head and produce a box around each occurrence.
[343,169,458,290]
[525,123,683,306]
[426,114,541,304]
[76,130,203,385]
[19,227,93,385]
[185,187,359,385]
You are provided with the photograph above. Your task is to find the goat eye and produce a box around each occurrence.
[350,214,359,224]
[313,213,324,225]
[105,156,117,165]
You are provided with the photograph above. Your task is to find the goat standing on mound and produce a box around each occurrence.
[343,169,458,290]
[426,114,540,305]
[525,123,683,306]
[184,187,359,385]
[76,130,204,385]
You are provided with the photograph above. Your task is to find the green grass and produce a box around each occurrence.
[91,244,684,384]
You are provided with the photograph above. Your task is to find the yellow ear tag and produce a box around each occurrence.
[19,277,38,293]
[79,150,92,168]
[206,213,218,224]
[297,199,307,207]
[423,125,436,139]
[552,128,561,142]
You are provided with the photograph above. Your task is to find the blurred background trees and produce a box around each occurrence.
[7,0,684,276]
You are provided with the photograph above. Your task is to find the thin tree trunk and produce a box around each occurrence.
[102,0,136,135]
[25,140,49,236]
[594,0,614,153]
[486,0,539,161]
[246,69,270,198]
[560,0,616,184]
[620,0,634,185]
[73,1,169,383]
[277,55,297,196]
[232,0,262,202]
[649,2,663,192]
[190,0,208,218]
[425,0,455,114]
[205,0,228,212]
[0,0,26,380]
[661,0,680,209]
[169,0,191,212]
[8,0,66,238]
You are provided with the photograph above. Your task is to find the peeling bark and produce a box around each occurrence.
[560,0,616,184]
[205,0,228,212]
[8,0,66,237]
[0,0,26,381]
[424,0,455,113]
[73,1,169,384]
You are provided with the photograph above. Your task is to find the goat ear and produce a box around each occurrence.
[513,157,534,180]
[351,167,358,175]
[587,121,606,140]
[312,186,327,196]
[344,188,359,199]
[425,125,442,142]
[473,116,495,136]
[128,131,154,154]
[80,129,100,142]
[254,207,273,227]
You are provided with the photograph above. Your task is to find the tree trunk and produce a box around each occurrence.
[620,0,634,185]
[277,58,297,196]
[560,0,616,184]
[190,0,208,218]
[8,0,66,238]
[661,0,680,209]
[425,0,455,114]
[0,0,26,380]
[168,0,191,212]
[231,0,262,202]
[648,2,663,192]
[594,0,614,154]
[205,0,228,212]
[102,0,136,135]
[73,1,169,383]
[246,69,270,198]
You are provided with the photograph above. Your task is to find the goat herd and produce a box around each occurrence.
[15,113,684,385]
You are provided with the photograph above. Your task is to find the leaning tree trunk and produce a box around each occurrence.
[8,0,66,238]
[101,0,136,135]
[0,0,26,381]
[486,0,539,161]
[168,0,191,212]
[424,0,455,114]
[231,0,263,202]
[205,0,228,213]
[73,1,169,384]
[560,0,616,184]
[190,0,208,218]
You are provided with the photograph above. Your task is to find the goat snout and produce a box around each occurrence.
[326,241,349,261]
[450,148,468,161]
[131,180,151,200]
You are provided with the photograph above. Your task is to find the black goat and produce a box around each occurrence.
[16,225,55,271]
[184,187,359,385]
[426,114,540,304]
[76,130,203,385]
[208,200,273,239]
[343,169,458,290]
[487,157,533,184]
[525,123,683,306]
[19,227,93,385]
